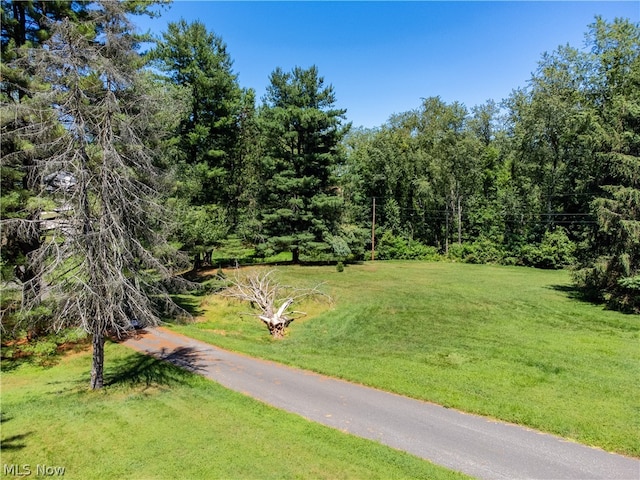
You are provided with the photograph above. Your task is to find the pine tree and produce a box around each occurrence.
[1,1,95,331]
[258,66,350,263]
[151,20,248,213]
[4,1,188,388]
[576,17,640,312]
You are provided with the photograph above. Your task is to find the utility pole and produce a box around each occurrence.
[371,197,376,261]
[445,201,450,255]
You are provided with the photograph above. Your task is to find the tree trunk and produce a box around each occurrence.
[269,323,286,339]
[445,202,450,255]
[13,2,27,48]
[292,247,300,264]
[90,332,105,390]
[457,195,463,245]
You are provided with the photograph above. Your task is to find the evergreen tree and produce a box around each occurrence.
[150,20,248,214]
[4,0,188,388]
[1,1,92,322]
[258,65,350,263]
[576,17,640,312]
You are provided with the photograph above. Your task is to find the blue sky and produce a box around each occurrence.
[134,1,639,128]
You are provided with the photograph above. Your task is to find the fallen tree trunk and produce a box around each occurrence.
[222,269,329,338]
[259,297,294,338]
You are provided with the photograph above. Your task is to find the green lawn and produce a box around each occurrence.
[0,343,466,479]
[172,261,640,457]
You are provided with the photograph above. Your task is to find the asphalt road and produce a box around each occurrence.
[122,327,640,480]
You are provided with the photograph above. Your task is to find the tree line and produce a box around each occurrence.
[151,10,638,312]
[0,1,637,385]
[344,18,639,314]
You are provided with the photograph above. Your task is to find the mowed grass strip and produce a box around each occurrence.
[173,261,640,457]
[0,343,467,480]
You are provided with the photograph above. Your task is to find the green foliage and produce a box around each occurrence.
[519,228,576,269]
[2,327,88,367]
[328,234,351,259]
[257,65,349,262]
[337,18,637,313]
[2,1,194,389]
[336,261,345,272]
[150,18,256,237]
[447,237,505,264]
[572,18,640,312]
[444,230,576,269]
[178,204,229,250]
[618,275,640,290]
[376,231,440,260]
[337,224,368,260]
[0,256,14,281]
[151,19,243,173]
[212,236,256,263]
[616,276,640,312]
[20,339,58,358]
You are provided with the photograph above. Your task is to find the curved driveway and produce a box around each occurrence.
[123,327,639,480]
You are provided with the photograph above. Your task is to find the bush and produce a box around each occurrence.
[339,224,368,260]
[329,236,351,259]
[376,232,439,261]
[519,228,576,269]
[336,261,345,273]
[179,204,229,250]
[446,243,466,262]
[448,238,504,264]
[574,262,640,313]
[21,339,58,358]
[3,328,89,366]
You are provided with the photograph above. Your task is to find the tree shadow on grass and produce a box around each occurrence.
[0,432,32,451]
[0,414,32,451]
[549,284,585,299]
[169,294,205,318]
[105,346,204,389]
[549,284,605,307]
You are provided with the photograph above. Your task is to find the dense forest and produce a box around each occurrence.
[2,0,639,330]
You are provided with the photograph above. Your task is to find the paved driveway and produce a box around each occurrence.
[123,327,640,480]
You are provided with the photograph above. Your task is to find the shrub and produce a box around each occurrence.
[22,339,58,358]
[447,241,501,264]
[376,231,439,261]
[447,243,466,262]
[4,328,89,366]
[458,238,504,264]
[336,261,345,272]
[520,228,576,269]
[329,236,351,260]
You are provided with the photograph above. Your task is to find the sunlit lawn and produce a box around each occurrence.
[172,261,640,457]
[0,343,466,479]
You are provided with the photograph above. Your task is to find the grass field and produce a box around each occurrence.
[0,342,466,479]
[171,261,640,457]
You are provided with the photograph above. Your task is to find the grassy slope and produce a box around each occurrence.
[0,343,466,479]
[172,261,640,457]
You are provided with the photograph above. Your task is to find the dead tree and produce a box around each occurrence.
[6,2,190,389]
[222,269,330,338]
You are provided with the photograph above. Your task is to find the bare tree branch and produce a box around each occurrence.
[222,269,331,338]
[4,2,192,389]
